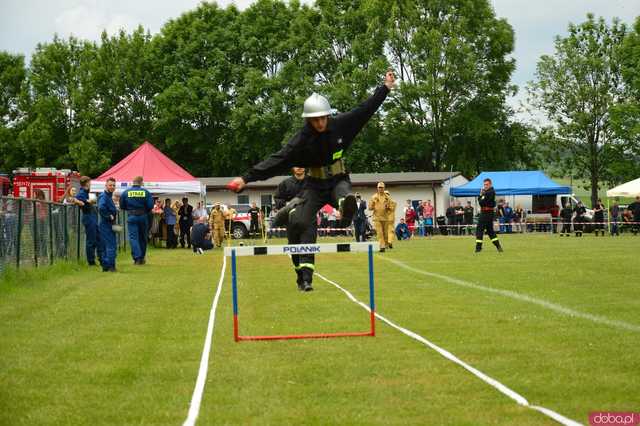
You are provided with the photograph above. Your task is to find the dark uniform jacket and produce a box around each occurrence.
[98,191,117,224]
[242,85,390,190]
[628,201,640,221]
[463,206,474,224]
[119,185,153,215]
[560,207,573,222]
[274,176,306,209]
[178,204,194,226]
[248,206,260,223]
[478,187,496,215]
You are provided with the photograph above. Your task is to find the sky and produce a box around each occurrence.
[1,0,638,121]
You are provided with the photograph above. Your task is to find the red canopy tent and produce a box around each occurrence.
[91,141,203,195]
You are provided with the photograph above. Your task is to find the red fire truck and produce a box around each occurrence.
[12,168,81,202]
[0,174,10,196]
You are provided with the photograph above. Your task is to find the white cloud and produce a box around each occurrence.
[54,2,139,41]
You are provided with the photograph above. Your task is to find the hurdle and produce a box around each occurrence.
[224,242,379,342]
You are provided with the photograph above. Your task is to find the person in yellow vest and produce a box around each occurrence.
[369,181,392,252]
[385,190,397,249]
[208,202,226,248]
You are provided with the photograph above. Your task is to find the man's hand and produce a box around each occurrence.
[384,69,396,90]
[226,177,246,193]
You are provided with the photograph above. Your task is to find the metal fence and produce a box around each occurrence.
[0,197,128,275]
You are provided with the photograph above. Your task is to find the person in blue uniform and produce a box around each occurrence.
[98,177,118,272]
[119,176,154,265]
[76,176,102,266]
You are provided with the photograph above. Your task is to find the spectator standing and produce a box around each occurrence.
[423,200,434,237]
[628,196,640,235]
[353,192,368,242]
[395,218,411,240]
[445,202,456,236]
[248,201,261,239]
[503,202,513,234]
[559,203,573,236]
[192,201,207,221]
[455,201,464,235]
[593,199,605,236]
[404,200,416,234]
[98,178,118,272]
[178,197,193,248]
[76,177,102,266]
[463,201,474,236]
[119,176,153,265]
[609,201,620,236]
[573,202,587,237]
[163,199,178,248]
[369,182,392,252]
[514,204,524,233]
[191,217,214,253]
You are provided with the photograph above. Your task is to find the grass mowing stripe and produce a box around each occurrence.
[383,257,640,334]
[314,271,583,426]
[183,255,227,426]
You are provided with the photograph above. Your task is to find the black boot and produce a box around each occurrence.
[492,239,503,252]
[296,270,304,291]
[475,242,482,253]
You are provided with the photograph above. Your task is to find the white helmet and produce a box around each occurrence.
[301,93,332,118]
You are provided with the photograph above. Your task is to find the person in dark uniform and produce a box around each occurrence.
[560,203,573,236]
[628,196,640,235]
[248,201,261,238]
[475,178,503,253]
[353,192,368,242]
[273,168,315,288]
[178,197,193,248]
[98,177,118,272]
[593,199,605,236]
[119,176,154,265]
[227,70,395,292]
[76,176,102,266]
[445,202,456,236]
[463,201,474,236]
[573,202,586,237]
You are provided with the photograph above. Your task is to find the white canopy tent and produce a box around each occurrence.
[606,177,640,198]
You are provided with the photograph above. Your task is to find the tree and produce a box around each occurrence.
[384,0,517,172]
[0,51,26,172]
[529,15,628,205]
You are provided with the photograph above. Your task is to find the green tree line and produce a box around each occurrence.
[0,0,638,202]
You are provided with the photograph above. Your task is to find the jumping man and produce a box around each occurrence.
[227,70,395,291]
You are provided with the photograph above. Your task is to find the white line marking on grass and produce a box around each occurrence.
[382,257,640,334]
[183,255,227,426]
[315,272,583,426]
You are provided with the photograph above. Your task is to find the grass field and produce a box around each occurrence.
[1,233,639,425]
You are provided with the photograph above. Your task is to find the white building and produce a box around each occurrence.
[199,172,471,224]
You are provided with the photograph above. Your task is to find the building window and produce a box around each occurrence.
[237,195,249,204]
[261,194,273,215]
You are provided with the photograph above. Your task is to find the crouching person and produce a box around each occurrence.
[191,216,214,254]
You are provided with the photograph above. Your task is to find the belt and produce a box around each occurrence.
[128,209,147,216]
[308,159,346,179]
[481,207,495,212]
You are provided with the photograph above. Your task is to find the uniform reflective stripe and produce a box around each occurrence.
[332,149,343,160]
[127,190,146,197]
[476,240,483,243]
[294,265,302,271]
[289,208,296,215]
[491,238,499,242]
[299,263,315,271]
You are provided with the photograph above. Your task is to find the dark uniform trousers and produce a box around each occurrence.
[475,212,500,250]
[288,178,350,283]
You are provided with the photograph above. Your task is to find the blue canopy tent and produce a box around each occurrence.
[449,171,571,196]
